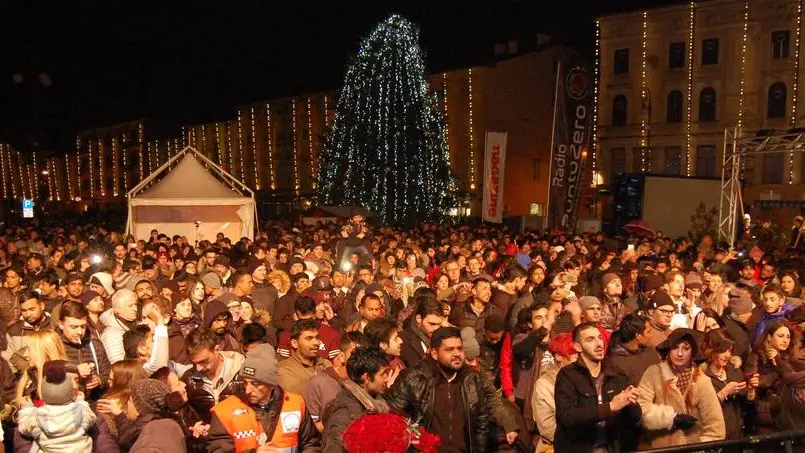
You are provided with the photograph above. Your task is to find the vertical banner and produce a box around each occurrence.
[482,131,507,223]
[546,58,592,231]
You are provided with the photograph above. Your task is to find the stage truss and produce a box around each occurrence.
[719,127,805,248]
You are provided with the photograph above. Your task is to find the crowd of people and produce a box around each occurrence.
[0,214,804,453]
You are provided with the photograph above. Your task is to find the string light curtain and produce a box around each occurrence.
[316,14,456,224]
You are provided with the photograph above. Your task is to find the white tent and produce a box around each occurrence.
[126,146,257,242]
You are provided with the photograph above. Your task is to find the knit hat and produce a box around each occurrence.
[685,272,704,290]
[240,343,279,386]
[727,287,754,315]
[200,271,222,290]
[638,274,664,292]
[156,279,180,295]
[601,273,620,288]
[578,296,602,311]
[131,379,170,416]
[81,290,102,306]
[41,360,76,405]
[460,327,481,359]
[649,290,675,309]
[246,259,265,275]
[90,272,114,295]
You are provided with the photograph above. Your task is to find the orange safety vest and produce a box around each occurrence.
[212,392,306,453]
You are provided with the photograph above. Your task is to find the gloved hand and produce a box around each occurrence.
[672,414,697,430]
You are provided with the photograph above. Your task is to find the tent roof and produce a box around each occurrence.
[135,153,245,199]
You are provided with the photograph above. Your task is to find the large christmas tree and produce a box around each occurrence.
[316,15,455,225]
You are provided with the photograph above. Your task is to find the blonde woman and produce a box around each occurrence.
[96,360,147,438]
[15,330,67,407]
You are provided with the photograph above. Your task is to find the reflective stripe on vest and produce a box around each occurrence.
[211,393,306,453]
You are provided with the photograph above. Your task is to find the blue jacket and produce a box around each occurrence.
[751,303,794,344]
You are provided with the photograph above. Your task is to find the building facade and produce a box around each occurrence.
[595,0,805,208]
[3,44,570,218]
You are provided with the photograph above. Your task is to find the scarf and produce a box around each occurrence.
[114,315,138,332]
[342,379,389,413]
[674,364,696,396]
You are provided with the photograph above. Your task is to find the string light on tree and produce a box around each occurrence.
[266,103,276,190]
[790,0,803,183]
[468,68,476,191]
[292,99,300,191]
[639,10,649,172]
[592,19,600,185]
[442,73,450,166]
[324,95,331,128]
[316,15,456,224]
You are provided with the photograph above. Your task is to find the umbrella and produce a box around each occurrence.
[624,219,655,236]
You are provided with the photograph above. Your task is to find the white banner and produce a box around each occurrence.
[482,131,507,223]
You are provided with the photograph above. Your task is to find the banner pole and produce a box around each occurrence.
[544,60,562,231]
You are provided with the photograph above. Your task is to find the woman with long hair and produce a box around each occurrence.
[95,360,147,440]
[637,328,725,448]
[151,367,205,452]
[780,270,803,306]
[745,320,793,434]
[700,329,754,439]
[14,330,67,407]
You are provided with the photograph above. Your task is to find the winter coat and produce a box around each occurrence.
[14,410,120,453]
[532,362,558,451]
[751,304,794,344]
[722,313,751,364]
[745,350,782,431]
[277,353,333,395]
[775,354,805,431]
[607,336,661,387]
[398,324,429,368]
[99,314,131,364]
[3,315,53,371]
[448,300,497,336]
[17,400,97,453]
[385,357,490,453]
[0,287,20,328]
[273,289,300,333]
[58,328,112,399]
[702,364,754,439]
[322,381,388,453]
[129,418,187,453]
[637,361,726,448]
[554,359,642,453]
[181,351,245,423]
[207,388,321,453]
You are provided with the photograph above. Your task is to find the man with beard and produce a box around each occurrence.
[274,272,311,333]
[386,326,489,453]
[400,299,446,368]
[203,299,241,352]
[35,271,63,313]
[598,272,631,331]
[278,319,333,394]
[607,313,660,387]
[133,278,155,306]
[450,277,496,335]
[491,265,527,322]
[322,347,391,452]
[554,322,641,452]
[3,290,53,371]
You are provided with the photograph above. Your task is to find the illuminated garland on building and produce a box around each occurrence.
[316,15,455,224]
[46,158,53,200]
[89,141,95,198]
[685,1,695,176]
[201,124,207,156]
[307,97,315,189]
[237,109,244,181]
[639,10,649,172]
[76,152,82,200]
[251,106,258,189]
[121,137,128,193]
[791,0,803,183]
[66,154,74,201]
[468,68,476,190]
[10,148,17,199]
[266,103,276,189]
[227,121,234,173]
[113,137,120,196]
[292,99,300,190]
[592,19,600,185]
[215,123,222,166]
[138,123,145,182]
[99,138,106,197]
[32,151,39,196]
[738,2,749,132]
[147,142,154,174]
[0,145,6,199]
[324,95,331,128]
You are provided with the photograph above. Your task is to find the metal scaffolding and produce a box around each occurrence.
[718,127,805,248]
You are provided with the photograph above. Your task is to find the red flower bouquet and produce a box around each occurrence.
[343,413,440,453]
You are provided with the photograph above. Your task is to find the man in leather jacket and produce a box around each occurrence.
[385,326,489,453]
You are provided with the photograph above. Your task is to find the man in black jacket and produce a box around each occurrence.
[386,326,489,453]
[555,322,642,453]
[399,299,445,368]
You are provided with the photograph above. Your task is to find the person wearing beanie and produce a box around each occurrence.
[646,290,676,347]
[18,360,97,453]
[127,378,187,453]
[722,286,754,363]
[212,256,233,286]
[577,296,613,352]
[207,343,321,452]
[250,260,278,317]
[599,272,632,331]
[637,328,725,448]
[89,272,114,298]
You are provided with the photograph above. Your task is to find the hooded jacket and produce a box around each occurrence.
[129,418,187,453]
[607,334,661,387]
[204,300,240,352]
[17,400,97,453]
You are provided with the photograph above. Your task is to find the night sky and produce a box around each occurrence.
[0,0,685,155]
